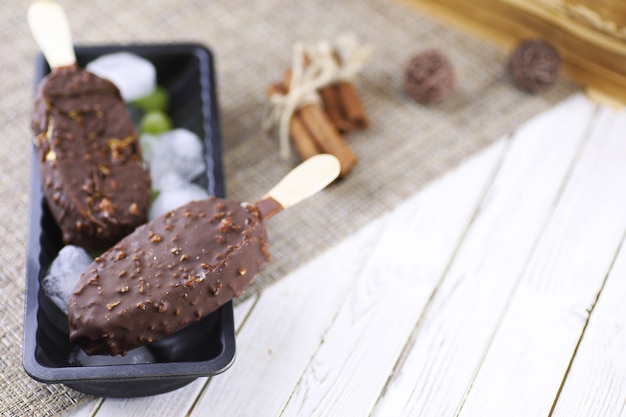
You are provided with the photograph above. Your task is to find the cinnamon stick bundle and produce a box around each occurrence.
[267,83,357,177]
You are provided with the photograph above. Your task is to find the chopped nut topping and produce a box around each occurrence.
[219,218,234,233]
[237,267,247,276]
[106,301,121,311]
[129,202,139,215]
[118,286,129,293]
[208,281,223,296]
[98,198,115,215]
[149,232,162,243]
[107,135,135,152]
[97,165,110,176]
[44,121,54,139]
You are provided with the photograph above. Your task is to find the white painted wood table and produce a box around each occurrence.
[66,93,626,416]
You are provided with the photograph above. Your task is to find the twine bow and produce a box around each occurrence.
[264,34,373,159]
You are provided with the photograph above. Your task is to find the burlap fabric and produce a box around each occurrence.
[0,0,577,415]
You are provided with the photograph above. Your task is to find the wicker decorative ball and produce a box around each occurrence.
[404,50,455,104]
[508,39,561,93]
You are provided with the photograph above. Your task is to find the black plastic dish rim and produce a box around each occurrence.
[22,43,236,386]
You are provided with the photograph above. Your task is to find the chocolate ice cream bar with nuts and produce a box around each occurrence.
[68,154,340,356]
[31,65,151,250]
[67,196,270,356]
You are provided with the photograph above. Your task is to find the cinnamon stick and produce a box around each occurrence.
[297,103,357,177]
[319,83,353,133]
[290,110,320,160]
[330,49,369,131]
[337,81,369,130]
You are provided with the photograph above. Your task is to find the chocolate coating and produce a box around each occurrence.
[31,65,151,250]
[508,39,561,93]
[67,197,270,356]
[404,50,455,104]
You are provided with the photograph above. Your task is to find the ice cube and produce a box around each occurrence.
[139,132,159,166]
[149,182,210,220]
[42,245,92,314]
[69,345,156,364]
[146,128,206,190]
[86,52,156,102]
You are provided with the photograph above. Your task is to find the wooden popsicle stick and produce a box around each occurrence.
[28,0,76,69]
[255,154,341,221]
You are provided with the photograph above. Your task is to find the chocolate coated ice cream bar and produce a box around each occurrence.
[68,196,270,356]
[31,65,151,249]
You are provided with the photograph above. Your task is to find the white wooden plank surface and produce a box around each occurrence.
[372,94,598,417]
[551,226,626,417]
[458,104,626,416]
[277,139,505,417]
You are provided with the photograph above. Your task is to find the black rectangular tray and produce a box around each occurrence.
[23,43,235,398]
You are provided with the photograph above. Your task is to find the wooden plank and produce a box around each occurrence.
[490,105,626,417]
[65,400,101,417]
[461,102,626,416]
[273,140,506,416]
[372,94,597,417]
[458,104,626,415]
[551,242,626,417]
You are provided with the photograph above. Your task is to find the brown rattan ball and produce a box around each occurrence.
[508,39,561,94]
[404,50,455,104]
